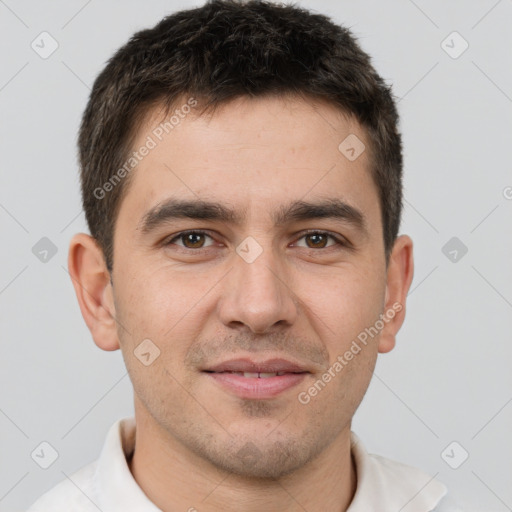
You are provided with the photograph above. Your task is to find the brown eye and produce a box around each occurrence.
[304,233,329,248]
[167,231,214,249]
[182,232,205,248]
[294,230,350,249]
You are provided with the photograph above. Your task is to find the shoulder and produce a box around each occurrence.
[26,459,99,511]
[26,417,139,512]
[349,433,462,511]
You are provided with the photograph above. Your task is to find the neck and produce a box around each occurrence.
[128,413,357,512]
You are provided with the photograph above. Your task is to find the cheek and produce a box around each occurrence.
[298,264,385,343]
[115,256,178,318]
[112,260,211,364]
[296,339,378,439]
[111,271,194,402]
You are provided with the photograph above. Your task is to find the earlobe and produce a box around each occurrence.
[378,235,414,354]
[68,233,120,351]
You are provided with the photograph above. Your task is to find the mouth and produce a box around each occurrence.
[202,358,310,399]
[208,371,294,378]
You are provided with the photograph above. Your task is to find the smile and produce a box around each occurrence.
[218,371,288,378]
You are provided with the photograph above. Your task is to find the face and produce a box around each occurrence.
[110,95,390,478]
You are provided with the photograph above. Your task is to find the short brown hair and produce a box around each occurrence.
[78,0,403,271]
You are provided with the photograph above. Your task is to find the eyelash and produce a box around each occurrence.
[164,229,349,251]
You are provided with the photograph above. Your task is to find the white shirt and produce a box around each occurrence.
[27,417,460,511]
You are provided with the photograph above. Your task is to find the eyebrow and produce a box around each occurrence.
[138,197,368,236]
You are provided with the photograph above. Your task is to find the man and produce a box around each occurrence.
[28,0,460,510]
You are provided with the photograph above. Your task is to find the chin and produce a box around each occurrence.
[195,434,322,479]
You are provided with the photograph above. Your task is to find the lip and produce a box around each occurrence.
[203,358,310,399]
[204,358,309,374]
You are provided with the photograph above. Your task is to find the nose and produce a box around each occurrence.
[217,243,298,334]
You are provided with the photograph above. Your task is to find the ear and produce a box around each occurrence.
[378,235,414,354]
[68,233,120,351]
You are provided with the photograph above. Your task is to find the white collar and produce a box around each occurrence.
[347,432,447,511]
[94,417,161,511]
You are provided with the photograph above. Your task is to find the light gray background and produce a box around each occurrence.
[1,1,511,510]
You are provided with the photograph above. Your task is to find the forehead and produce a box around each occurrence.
[118,95,380,229]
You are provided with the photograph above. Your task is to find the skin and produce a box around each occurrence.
[69,94,414,512]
